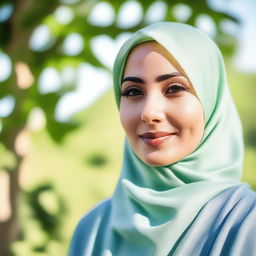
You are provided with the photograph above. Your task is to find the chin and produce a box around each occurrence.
[141,153,176,167]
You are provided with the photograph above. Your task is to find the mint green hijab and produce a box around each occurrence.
[110,22,244,255]
[69,22,245,256]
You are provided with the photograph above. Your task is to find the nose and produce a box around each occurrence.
[141,94,165,125]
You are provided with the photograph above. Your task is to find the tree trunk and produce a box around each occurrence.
[0,156,21,256]
[0,0,59,254]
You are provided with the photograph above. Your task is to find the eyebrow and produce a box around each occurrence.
[155,72,184,82]
[122,76,144,84]
[121,72,185,84]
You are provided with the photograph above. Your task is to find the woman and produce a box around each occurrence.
[69,22,256,256]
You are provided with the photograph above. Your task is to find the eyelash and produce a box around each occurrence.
[121,84,188,97]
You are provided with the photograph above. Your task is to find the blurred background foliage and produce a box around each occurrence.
[0,0,255,255]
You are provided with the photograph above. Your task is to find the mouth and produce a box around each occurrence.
[138,131,176,146]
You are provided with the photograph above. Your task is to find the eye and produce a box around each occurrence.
[165,84,188,94]
[121,87,143,97]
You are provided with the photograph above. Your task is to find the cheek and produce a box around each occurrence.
[171,96,204,130]
[186,103,204,137]
[119,101,139,135]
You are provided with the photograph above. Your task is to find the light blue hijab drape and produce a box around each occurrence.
[69,22,256,256]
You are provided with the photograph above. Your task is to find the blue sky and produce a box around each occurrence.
[210,0,256,72]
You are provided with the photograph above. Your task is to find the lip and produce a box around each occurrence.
[139,131,173,138]
[139,131,176,146]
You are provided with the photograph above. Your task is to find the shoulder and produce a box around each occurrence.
[77,198,112,226]
[68,198,112,256]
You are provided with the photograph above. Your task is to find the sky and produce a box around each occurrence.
[0,0,256,125]
[210,0,256,72]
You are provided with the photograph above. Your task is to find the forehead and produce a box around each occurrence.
[124,42,183,75]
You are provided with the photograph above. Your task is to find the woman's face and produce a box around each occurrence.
[119,42,204,166]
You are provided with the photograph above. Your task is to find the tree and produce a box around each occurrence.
[0,0,239,255]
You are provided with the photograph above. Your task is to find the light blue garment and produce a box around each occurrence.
[69,185,256,256]
[169,184,256,256]
[69,22,252,256]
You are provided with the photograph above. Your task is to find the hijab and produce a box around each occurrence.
[69,22,246,256]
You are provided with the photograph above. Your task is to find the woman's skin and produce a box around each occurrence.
[120,42,205,166]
